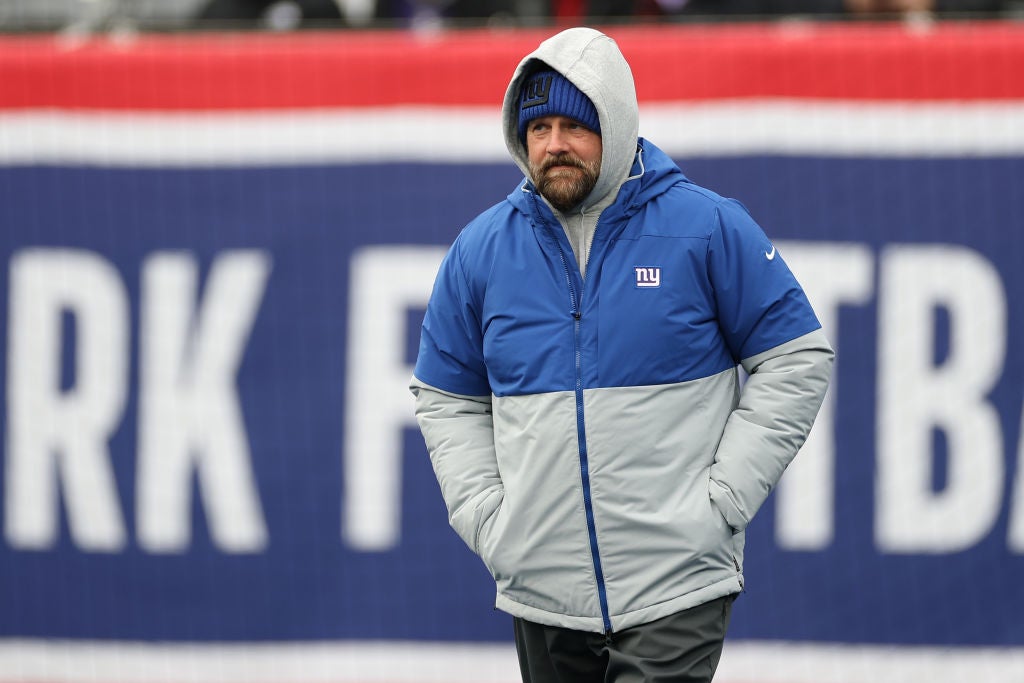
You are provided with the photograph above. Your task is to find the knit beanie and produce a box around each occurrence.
[518,70,601,143]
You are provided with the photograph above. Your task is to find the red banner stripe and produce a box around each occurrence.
[1,22,1022,110]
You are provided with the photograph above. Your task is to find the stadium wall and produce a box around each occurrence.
[0,21,1023,682]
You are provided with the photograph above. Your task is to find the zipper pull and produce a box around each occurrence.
[733,555,746,592]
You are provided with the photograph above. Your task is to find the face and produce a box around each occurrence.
[525,115,602,212]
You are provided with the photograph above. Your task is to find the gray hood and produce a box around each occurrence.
[502,28,639,211]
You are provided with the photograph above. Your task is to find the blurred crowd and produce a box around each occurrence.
[198,0,1020,29]
[0,0,1019,33]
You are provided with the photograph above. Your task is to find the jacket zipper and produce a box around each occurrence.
[553,222,613,637]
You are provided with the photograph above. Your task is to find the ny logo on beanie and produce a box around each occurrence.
[522,74,552,109]
[517,70,601,142]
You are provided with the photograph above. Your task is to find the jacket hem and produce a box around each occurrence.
[609,576,743,632]
[493,576,743,634]
[494,594,606,632]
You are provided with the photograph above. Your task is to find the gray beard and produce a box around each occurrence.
[530,156,600,212]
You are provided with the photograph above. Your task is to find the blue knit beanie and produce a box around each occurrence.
[518,70,601,143]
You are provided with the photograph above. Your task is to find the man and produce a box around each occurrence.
[411,27,834,683]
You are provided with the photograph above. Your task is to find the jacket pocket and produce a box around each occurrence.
[472,487,505,559]
[708,475,744,535]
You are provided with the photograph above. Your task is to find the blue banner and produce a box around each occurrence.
[1,153,1022,648]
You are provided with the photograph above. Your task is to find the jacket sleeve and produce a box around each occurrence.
[410,377,503,556]
[705,199,835,531]
[709,328,834,532]
[410,233,504,556]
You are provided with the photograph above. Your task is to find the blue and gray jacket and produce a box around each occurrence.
[411,28,834,634]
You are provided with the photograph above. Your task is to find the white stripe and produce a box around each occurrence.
[2,639,1023,683]
[718,641,1024,683]
[0,640,518,683]
[0,107,506,166]
[645,100,1024,158]
[0,101,1023,166]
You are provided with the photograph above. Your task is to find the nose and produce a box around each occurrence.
[546,127,571,155]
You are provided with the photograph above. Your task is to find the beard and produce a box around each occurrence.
[529,154,601,212]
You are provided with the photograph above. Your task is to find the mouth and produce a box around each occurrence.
[545,164,583,176]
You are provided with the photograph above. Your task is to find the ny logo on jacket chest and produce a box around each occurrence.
[634,266,662,288]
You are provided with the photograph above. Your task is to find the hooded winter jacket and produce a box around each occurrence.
[411,27,834,634]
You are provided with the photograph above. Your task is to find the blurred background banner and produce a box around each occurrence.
[0,20,1023,682]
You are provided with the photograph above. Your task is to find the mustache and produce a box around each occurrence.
[540,154,587,173]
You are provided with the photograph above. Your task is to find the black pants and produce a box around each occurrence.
[513,595,735,683]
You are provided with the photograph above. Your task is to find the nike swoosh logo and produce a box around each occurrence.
[765,245,777,260]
